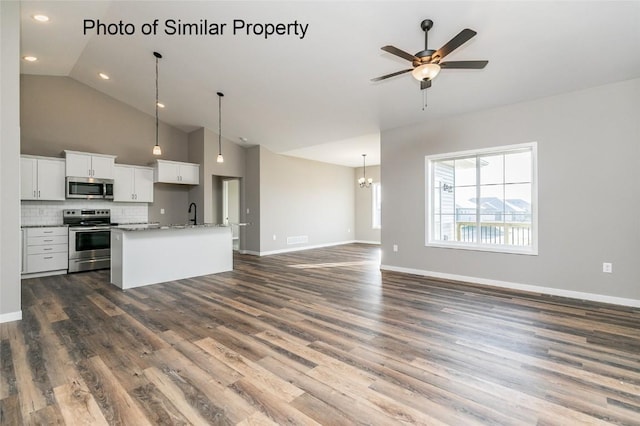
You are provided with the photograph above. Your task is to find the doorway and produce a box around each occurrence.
[222,178,240,251]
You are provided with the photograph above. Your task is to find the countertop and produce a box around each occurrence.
[112,223,228,232]
[21,224,68,228]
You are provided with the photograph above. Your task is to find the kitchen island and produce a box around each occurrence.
[110,223,232,289]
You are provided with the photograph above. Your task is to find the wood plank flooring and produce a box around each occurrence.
[2,243,640,425]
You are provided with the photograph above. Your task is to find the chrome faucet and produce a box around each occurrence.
[188,202,197,225]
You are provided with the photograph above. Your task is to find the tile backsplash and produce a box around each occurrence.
[21,200,148,226]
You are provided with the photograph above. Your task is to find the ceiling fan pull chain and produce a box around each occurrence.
[422,89,427,110]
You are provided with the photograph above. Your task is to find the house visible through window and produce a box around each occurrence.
[372,182,381,229]
[426,142,537,254]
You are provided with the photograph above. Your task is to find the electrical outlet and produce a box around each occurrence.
[160,208,165,215]
[393,244,398,252]
[602,262,613,273]
[272,234,277,241]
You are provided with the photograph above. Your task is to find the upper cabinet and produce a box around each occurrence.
[153,160,200,185]
[20,156,66,201]
[64,150,116,179]
[113,165,154,203]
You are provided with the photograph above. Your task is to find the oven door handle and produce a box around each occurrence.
[69,226,111,232]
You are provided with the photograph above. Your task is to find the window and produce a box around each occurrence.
[426,142,537,254]
[372,182,381,229]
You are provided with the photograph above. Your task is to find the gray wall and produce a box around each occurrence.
[20,75,191,224]
[188,126,246,251]
[0,0,21,321]
[258,148,355,253]
[188,126,246,224]
[381,78,640,302]
[354,165,381,243]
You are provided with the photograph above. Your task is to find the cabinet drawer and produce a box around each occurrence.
[28,235,67,246]
[27,243,68,255]
[26,252,68,273]
[27,227,68,237]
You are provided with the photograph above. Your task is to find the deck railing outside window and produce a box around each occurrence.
[455,221,531,246]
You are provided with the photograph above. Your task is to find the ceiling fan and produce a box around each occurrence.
[372,19,488,93]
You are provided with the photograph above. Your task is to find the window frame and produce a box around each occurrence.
[372,182,381,230]
[425,142,538,255]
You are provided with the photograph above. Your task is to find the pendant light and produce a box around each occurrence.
[216,92,224,163]
[152,51,162,156]
[358,154,373,188]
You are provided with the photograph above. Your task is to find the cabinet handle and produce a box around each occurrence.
[43,248,53,251]
[43,239,53,242]
[33,190,36,197]
[43,231,53,234]
[38,190,41,198]
[44,256,53,259]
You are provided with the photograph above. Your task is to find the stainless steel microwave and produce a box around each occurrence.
[66,177,114,200]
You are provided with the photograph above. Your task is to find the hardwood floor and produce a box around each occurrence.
[2,243,640,425]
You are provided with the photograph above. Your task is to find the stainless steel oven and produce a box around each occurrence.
[64,209,111,272]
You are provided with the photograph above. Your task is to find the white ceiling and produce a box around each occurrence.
[20,1,640,167]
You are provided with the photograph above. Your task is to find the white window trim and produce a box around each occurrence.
[372,182,381,230]
[425,142,538,255]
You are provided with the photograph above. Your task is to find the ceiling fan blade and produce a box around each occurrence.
[432,28,477,62]
[371,68,412,82]
[381,45,419,62]
[440,60,488,69]
[420,79,432,90]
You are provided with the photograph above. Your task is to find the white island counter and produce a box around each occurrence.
[110,224,232,289]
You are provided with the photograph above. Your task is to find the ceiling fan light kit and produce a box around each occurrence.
[411,63,441,81]
[373,19,488,108]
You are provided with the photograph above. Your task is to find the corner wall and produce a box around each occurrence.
[381,78,640,305]
[0,0,22,322]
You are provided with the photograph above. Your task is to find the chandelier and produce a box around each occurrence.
[358,154,373,188]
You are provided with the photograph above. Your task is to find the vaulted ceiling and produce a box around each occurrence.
[20,1,640,166]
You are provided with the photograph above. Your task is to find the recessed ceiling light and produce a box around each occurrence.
[23,56,38,62]
[33,14,50,22]
[98,72,110,80]
[239,137,248,143]
[157,102,165,108]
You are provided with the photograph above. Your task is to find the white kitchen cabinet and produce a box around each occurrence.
[22,226,68,277]
[153,159,199,185]
[113,165,154,202]
[64,150,116,179]
[20,156,66,201]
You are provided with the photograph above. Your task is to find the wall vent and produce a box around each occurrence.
[287,235,309,245]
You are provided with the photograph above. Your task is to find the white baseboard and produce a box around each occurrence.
[0,310,22,324]
[380,264,640,308]
[353,240,381,245]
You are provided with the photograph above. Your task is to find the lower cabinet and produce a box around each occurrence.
[22,226,68,277]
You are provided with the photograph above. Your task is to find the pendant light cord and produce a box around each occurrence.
[155,55,159,147]
[217,92,224,156]
[363,154,367,180]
